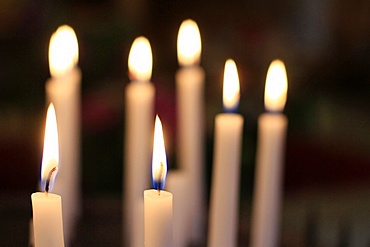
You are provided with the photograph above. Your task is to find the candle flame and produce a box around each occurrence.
[128,36,153,81]
[152,115,167,191]
[264,59,288,112]
[177,19,201,66]
[41,103,59,192]
[49,25,79,77]
[223,59,240,112]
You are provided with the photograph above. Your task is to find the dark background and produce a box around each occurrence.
[0,0,369,246]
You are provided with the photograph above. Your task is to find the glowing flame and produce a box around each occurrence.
[152,115,167,191]
[177,19,201,66]
[223,59,240,112]
[49,25,79,77]
[264,59,288,112]
[41,103,59,192]
[128,36,153,81]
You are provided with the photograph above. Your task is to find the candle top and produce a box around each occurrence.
[41,103,59,192]
[223,59,240,113]
[152,115,167,191]
[49,25,79,78]
[177,19,201,67]
[264,59,288,112]
[128,36,153,82]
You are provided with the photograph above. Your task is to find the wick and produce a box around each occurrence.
[45,167,58,194]
[157,162,164,196]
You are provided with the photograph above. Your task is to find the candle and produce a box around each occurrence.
[250,59,288,247]
[176,19,205,244]
[31,103,64,247]
[124,36,155,247]
[208,59,244,247]
[144,115,173,247]
[46,25,81,244]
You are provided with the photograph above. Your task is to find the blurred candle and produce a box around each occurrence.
[144,116,173,247]
[124,36,155,247]
[250,59,288,247]
[176,19,205,245]
[46,25,81,244]
[208,59,244,247]
[31,104,64,247]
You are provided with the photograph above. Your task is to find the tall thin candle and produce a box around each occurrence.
[176,19,205,245]
[46,25,81,244]
[250,59,288,247]
[31,103,64,247]
[124,36,155,247]
[208,59,244,247]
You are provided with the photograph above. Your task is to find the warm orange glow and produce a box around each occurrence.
[128,36,153,81]
[177,19,201,66]
[223,59,240,111]
[41,103,59,191]
[264,59,288,112]
[49,25,79,77]
[152,115,167,188]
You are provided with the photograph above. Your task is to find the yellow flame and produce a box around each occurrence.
[223,59,240,110]
[128,36,153,81]
[177,19,201,66]
[49,25,79,77]
[152,115,167,184]
[41,103,59,185]
[264,59,288,112]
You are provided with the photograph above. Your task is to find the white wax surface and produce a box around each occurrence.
[166,171,189,247]
[124,81,155,246]
[46,67,81,244]
[208,114,244,247]
[144,189,173,247]
[31,192,64,247]
[250,113,287,247]
[175,66,205,243]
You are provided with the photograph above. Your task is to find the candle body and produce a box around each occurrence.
[124,81,155,247]
[144,189,173,247]
[208,114,244,247]
[175,66,205,243]
[46,67,81,243]
[166,171,189,247]
[250,113,287,247]
[31,192,64,247]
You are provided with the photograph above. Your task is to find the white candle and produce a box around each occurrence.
[176,19,205,244]
[250,59,288,247]
[144,116,173,247]
[165,171,189,247]
[31,104,64,247]
[45,25,81,244]
[124,36,155,247]
[208,59,244,247]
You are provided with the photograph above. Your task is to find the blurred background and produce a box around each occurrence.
[0,0,369,246]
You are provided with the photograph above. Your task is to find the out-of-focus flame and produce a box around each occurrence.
[264,59,288,112]
[49,25,79,77]
[223,59,240,112]
[177,19,201,66]
[128,36,153,81]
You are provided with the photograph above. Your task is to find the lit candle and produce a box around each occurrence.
[124,36,155,247]
[176,19,205,244]
[250,59,288,247]
[144,115,173,247]
[208,59,244,247]
[31,103,64,247]
[46,25,81,244]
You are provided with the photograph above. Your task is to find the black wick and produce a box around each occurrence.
[45,167,58,193]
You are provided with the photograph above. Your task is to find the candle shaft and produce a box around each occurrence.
[250,113,287,247]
